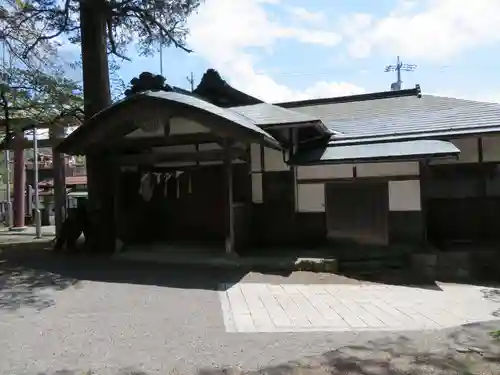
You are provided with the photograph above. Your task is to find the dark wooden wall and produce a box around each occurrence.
[116,164,250,245]
[422,162,500,246]
[250,170,327,250]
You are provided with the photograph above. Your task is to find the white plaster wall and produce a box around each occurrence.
[154,161,197,168]
[297,183,325,212]
[169,117,210,135]
[252,173,263,203]
[264,148,289,172]
[431,137,478,164]
[297,164,353,180]
[388,180,421,211]
[153,143,245,154]
[198,143,222,151]
[250,144,261,172]
[356,162,419,177]
[481,135,500,162]
[153,144,195,153]
[154,160,245,168]
[126,117,209,138]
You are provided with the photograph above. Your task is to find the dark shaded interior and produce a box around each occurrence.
[423,162,500,248]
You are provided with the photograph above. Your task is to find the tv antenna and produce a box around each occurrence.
[186,72,195,92]
[384,56,417,91]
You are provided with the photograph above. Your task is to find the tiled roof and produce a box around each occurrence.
[57,90,281,154]
[229,103,323,127]
[286,94,500,141]
[290,140,459,165]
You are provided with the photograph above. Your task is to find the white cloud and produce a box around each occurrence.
[430,89,500,103]
[345,0,500,61]
[287,7,326,24]
[187,0,364,102]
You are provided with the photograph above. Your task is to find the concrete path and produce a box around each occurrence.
[0,225,55,248]
[1,255,499,375]
[0,225,55,237]
[220,282,500,333]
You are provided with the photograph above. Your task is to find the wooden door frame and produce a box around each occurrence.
[325,180,389,245]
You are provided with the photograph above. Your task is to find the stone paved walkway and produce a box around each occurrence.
[219,282,500,332]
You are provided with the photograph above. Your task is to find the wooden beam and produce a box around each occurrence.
[108,133,224,152]
[116,147,247,166]
[0,118,79,130]
[0,138,61,151]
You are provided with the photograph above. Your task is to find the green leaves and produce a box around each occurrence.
[4,0,203,61]
[1,0,83,131]
[0,63,83,131]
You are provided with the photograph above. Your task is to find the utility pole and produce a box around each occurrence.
[384,56,417,91]
[31,125,41,238]
[186,72,195,92]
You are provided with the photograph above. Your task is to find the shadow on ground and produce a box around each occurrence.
[2,243,499,312]
[197,323,500,375]
[0,259,78,311]
[338,269,445,290]
[0,248,293,311]
[24,322,500,374]
[38,323,500,374]
[483,288,500,318]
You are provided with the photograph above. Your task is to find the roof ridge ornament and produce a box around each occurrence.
[124,72,172,97]
[415,84,422,98]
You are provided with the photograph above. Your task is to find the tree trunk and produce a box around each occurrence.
[79,0,114,253]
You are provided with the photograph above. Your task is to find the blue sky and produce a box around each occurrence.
[68,0,500,103]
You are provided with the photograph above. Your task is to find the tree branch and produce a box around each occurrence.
[21,0,72,58]
[115,4,193,53]
[0,89,12,147]
[106,17,131,61]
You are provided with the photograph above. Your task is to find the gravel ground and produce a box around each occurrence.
[0,254,499,375]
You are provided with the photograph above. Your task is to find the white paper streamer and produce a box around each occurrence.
[138,173,154,202]
[163,173,172,197]
[175,171,184,198]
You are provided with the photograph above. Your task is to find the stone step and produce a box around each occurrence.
[339,257,407,272]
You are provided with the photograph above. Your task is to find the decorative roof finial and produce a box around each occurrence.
[124,72,172,96]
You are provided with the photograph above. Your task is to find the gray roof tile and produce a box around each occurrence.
[229,103,321,126]
[288,95,500,139]
[147,91,281,148]
[290,140,459,165]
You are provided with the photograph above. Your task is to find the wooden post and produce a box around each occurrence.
[51,127,66,236]
[12,133,26,230]
[224,138,235,255]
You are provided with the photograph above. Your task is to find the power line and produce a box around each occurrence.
[384,56,417,90]
[159,41,163,76]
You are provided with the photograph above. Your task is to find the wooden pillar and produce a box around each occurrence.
[51,127,66,235]
[12,133,26,230]
[224,138,235,255]
[112,163,122,252]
